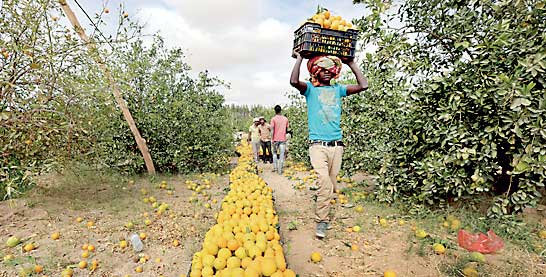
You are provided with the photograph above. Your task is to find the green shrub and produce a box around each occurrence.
[355,0,546,215]
[89,39,233,174]
[284,94,309,164]
[1,0,94,198]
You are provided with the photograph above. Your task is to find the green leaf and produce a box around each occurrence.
[510,98,532,110]
[454,41,470,49]
[515,160,529,173]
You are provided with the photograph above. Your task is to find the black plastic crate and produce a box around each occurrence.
[293,22,359,59]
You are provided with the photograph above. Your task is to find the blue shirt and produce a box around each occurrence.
[303,82,347,141]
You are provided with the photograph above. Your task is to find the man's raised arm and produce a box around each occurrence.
[290,50,308,94]
[344,59,368,95]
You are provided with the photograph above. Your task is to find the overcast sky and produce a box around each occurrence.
[73,0,368,106]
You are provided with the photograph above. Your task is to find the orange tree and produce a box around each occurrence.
[0,0,98,198]
[352,0,546,215]
[284,93,309,163]
[1,0,233,198]
[91,38,232,173]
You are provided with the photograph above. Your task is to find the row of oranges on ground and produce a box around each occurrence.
[189,142,296,277]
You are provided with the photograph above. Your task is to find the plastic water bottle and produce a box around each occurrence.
[130,234,144,252]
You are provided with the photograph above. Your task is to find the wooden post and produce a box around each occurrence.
[58,0,156,174]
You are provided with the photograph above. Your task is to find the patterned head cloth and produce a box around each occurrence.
[307,55,343,86]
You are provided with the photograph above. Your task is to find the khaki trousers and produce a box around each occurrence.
[309,144,344,223]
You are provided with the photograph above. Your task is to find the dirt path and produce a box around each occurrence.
[260,165,320,275]
[259,162,440,277]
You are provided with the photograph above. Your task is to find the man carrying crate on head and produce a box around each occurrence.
[290,51,368,239]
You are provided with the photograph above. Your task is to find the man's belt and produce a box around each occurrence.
[309,140,344,147]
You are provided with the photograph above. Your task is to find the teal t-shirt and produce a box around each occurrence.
[303,81,347,141]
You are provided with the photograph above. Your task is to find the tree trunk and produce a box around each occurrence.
[58,0,156,174]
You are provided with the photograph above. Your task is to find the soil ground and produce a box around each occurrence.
[258,161,546,277]
[0,170,225,276]
[1,160,545,277]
